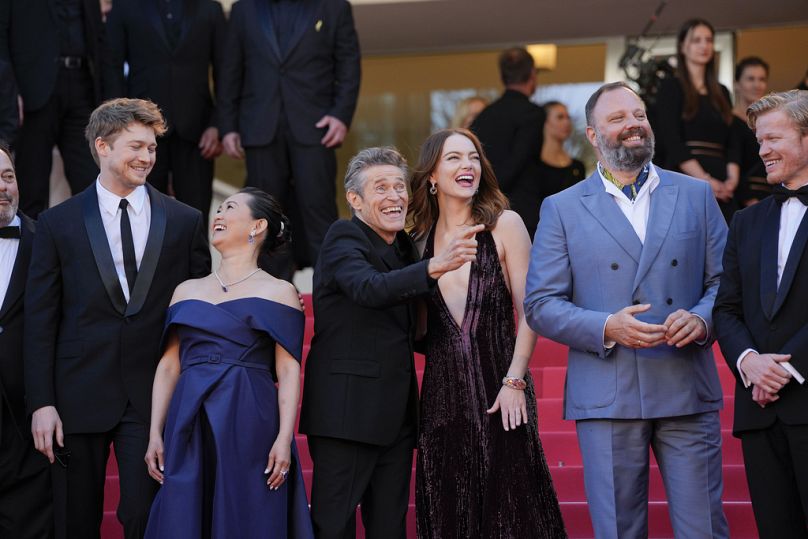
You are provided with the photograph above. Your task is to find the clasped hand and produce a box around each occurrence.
[739,351,792,407]
[605,305,707,349]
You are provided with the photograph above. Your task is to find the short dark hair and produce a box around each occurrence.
[498,47,535,86]
[239,187,291,257]
[584,81,640,126]
[735,56,770,82]
[85,98,167,165]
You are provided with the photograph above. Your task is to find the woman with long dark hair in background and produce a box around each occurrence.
[655,18,741,222]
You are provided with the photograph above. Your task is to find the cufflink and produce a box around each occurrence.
[315,20,323,32]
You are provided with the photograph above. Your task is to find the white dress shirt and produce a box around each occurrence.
[0,214,21,308]
[737,182,808,387]
[96,181,151,302]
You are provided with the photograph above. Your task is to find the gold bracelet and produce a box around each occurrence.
[502,376,526,390]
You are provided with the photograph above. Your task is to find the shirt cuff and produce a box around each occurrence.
[781,362,806,385]
[737,348,757,388]
[603,314,616,350]
[691,313,710,345]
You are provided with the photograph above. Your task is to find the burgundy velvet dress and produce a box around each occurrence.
[416,229,566,538]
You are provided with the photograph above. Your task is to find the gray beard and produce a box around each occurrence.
[596,129,655,172]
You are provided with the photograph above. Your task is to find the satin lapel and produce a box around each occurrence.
[759,200,780,320]
[83,189,127,315]
[771,205,808,317]
[283,0,320,59]
[125,185,167,317]
[255,0,282,61]
[399,231,419,328]
[632,182,677,292]
[580,175,642,264]
[146,0,172,51]
[176,0,199,50]
[0,214,34,319]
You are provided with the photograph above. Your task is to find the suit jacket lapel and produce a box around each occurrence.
[283,0,320,59]
[580,174,643,264]
[146,0,172,51]
[176,0,199,50]
[759,200,780,320]
[83,188,127,315]
[632,180,677,291]
[0,214,34,319]
[125,185,167,317]
[255,0,282,61]
[771,205,808,317]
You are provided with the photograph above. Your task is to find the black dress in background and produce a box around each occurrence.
[512,159,586,240]
[416,229,566,539]
[732,115,771,206]
[655,77,741,222]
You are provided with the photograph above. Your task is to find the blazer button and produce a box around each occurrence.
[611,263,619,270]
[671,259,678,267]
[666,298,673,305]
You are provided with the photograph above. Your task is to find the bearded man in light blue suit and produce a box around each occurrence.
[525,82,729,539]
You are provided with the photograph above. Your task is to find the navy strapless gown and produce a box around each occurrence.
[145,298,314,539]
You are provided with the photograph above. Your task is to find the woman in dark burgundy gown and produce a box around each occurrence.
[409,128,566,539]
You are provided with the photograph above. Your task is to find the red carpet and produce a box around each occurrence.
[101,299,756,538]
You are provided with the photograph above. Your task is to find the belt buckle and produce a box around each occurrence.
[209,354,221,364]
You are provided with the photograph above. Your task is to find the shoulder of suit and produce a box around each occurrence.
[37,192,85,222]
[655,167,711,192]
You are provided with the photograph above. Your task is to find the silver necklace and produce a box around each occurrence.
[213,267,261,292]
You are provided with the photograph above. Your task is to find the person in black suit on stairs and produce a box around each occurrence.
[103,0,226,224]
[714,89,808,539]
[0,142,52,539]
[24,98,210,539]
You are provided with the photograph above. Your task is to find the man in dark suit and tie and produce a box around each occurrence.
[470,47,545,224]
[300,147,481,538]
[103,0,226,224]
[0,0,104,217]
[714,89,808,539]
[0,143,52,539]
[24,98,210,539]
[220,0,361,278]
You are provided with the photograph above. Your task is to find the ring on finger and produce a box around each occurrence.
[280,470,288,478]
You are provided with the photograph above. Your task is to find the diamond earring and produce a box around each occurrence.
[429,183,437,195]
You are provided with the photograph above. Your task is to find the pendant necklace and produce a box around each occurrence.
[214,267,261,292]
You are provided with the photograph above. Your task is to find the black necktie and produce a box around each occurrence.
[119,199,138,294]
[772,184,808,206]
[0,226,20,239]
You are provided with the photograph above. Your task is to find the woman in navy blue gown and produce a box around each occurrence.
[144,187,313,538]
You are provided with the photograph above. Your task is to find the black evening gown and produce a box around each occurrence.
[416,229,566,539]
[732,115,771,206]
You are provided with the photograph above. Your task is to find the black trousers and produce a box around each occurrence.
[740,420,808,539]
[14,66,98,217]
[308,428,414,539]
[51,404,158,539]
[148,131,214,227]
[244,121,338,279]
[0,407,53,539]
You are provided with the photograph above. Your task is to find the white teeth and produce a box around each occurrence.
[213,224,226,231]
[456,174,474,181]
[381,206,402,215]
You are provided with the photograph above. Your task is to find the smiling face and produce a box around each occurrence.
[736,65,768,106]
[211,192,266,254]
[430,134,482,202]
[544,103,573,142]
[756,110,808,189]
[96,122,157,196]
[586,87,655,172]
[681,23,715,68]
[0,150,19,226]
[347,164,408,244]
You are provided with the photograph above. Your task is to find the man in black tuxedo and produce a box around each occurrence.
[103,0,226,224]
[714,89,808,539]
[0,143,52,539]
[0,0,104,217]
[300,147,481,538]
[220,0,361,278]
[24,98,211,539]
[470,47,544,225]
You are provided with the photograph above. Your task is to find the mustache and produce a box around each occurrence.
[620,127,647,140]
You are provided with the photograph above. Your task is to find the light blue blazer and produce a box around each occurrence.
[524,166,728,420]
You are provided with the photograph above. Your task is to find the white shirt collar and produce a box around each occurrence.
[5,214,21,227]
[597,162,660,202]
[96,178,148,217]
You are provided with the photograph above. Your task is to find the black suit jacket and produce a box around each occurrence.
[714,197,808,435]
[0,0,104,112]
[0,212,34,440]
[470,89,545,198]
[219,0,361,147]
[300,218,431,446]
[23,184,210,433]
[103,0,226,143]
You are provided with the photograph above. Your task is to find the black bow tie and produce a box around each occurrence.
[0,226,20,239]
[772,184,808,206]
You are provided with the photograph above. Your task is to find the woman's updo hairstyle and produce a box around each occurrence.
[239,187,291,263]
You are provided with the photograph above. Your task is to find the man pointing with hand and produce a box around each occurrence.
[524,82,729,539]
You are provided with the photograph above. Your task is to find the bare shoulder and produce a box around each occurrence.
[170,276,214,305]
[252,273,302,311]
[492,210,529,238]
